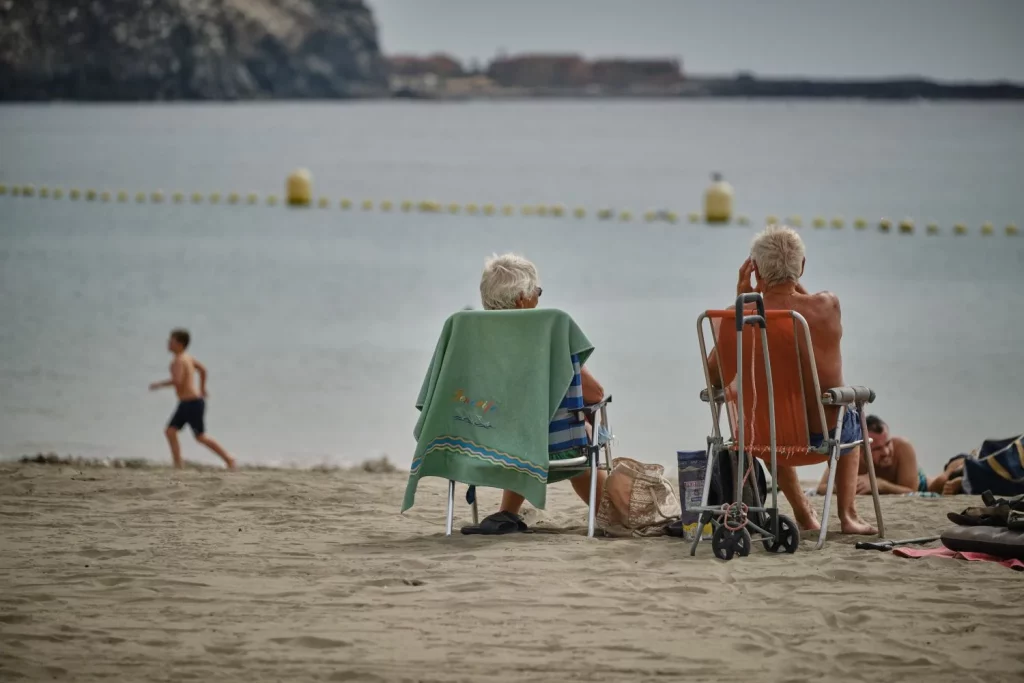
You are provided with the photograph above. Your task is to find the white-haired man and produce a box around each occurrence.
[708,226,876,535]
[479,252,607,516]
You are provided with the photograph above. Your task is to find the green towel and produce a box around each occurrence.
[402,308,593,512]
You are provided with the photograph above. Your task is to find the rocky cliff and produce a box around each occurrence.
[0,0,389,100]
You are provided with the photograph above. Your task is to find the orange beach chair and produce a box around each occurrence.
[691,293,885,560]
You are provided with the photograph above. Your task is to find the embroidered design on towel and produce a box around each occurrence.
[412,436,548,483]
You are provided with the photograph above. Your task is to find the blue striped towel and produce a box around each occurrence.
[548,354,590,454]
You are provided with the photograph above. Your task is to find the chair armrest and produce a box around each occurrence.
[579,394,612,416]
[821,386,875,405]
[700,388,725,403]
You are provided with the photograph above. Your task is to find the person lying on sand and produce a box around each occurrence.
[816,415,938,495]
[149,328,236,470]
[707,225,876,535]
[478,253,607,516]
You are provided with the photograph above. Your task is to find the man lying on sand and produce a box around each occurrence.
[816,415,938,495]
[708,225,876,535]
[478,253,608,516]
[149,328,236,470]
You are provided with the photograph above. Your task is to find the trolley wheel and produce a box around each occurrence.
[711,525,752,561]
[761,513,800,554]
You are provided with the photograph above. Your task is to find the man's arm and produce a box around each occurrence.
[892,439,923,492]
[148,379,173,391]
[581,366,604,405]
[194,359,208,397]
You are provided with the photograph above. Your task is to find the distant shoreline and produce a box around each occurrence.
[393,77,1024,102]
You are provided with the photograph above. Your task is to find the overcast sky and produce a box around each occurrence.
[367,0,1024,81]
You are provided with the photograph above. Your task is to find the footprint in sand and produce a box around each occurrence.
[270,636,351,649]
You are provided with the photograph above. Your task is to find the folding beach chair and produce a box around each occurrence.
[690,293,885,560]
[446,393,614,538]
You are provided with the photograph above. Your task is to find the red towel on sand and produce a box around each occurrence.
[893,545,1024,571]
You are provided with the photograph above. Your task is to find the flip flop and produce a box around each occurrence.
[460,511,530,535]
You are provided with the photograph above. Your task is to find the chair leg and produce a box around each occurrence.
[858,407,885,538]
[816,448,839,550]
[445,480,455,536]
[587,450,598,538]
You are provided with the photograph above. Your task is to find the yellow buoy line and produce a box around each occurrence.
[0,181,1017,237]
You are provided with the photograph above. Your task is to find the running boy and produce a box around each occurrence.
[149,328,236,470]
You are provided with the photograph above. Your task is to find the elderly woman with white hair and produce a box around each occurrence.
[709,225,877,536]
[479,252,607,517]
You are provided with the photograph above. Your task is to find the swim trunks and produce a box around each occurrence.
[917,468,929,493]
[809,406,862,455]
[168,398,205,435]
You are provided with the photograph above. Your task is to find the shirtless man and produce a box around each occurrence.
[149,328,236,470]
[708,225,876,535]
[816,415,932,495]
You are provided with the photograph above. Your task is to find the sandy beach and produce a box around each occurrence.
[1,463,1021,683]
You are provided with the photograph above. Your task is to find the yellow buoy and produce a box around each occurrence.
[522,206,536,216]
[831,217,844,229]
[898,219,914,234]
[1007,224,1019,236]
[100,191,111,202]
[619,210,632,221]
[981,222,994,236]
[380,200,393,211]
[766,215,779,226]
[361,199,374,211]
[115,191,127,202]
[703,172,733,224]
[22,185,36,197]
[926,223,939,235]
[787,215,803,228]
[573,207,586,219]
[854,218,867,229]
[482,204,495,216]
[665,211,678,223]
[317,197,330,209]
[191,192,203,203]
[954,223,967,235]
[267,195,279,206]
[69,188,81,200]
[52,188,64,199]
[11,186,21,196]
[688,212,701,224]
[502,205,515,216]
[465,203,478,215]
[401,200,413,212]
[0,183,6,195]
[209,192,221,204]
[286,168,312,207]
[812,216,826,229]
[878,218,892,232]
[340,198,352,210]
[39,186,50,198]
[247,193,259,205]
[447,203,460,214]
[228,192,240,205]
[151,190,164,203]
[135,191,146,203]
[536,205,548,217]
[736,215,750,226]
[85,189,97,201]
[644,211,657,222]
[172,192,184,203]
[551,204,565,218]
[598,209,613,220]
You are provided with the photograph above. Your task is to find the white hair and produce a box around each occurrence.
[750,225,805,287]
[480,253,539,310]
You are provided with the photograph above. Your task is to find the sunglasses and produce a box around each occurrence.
[535,287,543,298]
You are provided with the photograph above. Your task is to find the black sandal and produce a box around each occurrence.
[460,511,530,535]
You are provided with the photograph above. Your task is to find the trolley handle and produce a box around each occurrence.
[734,293,767,331]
